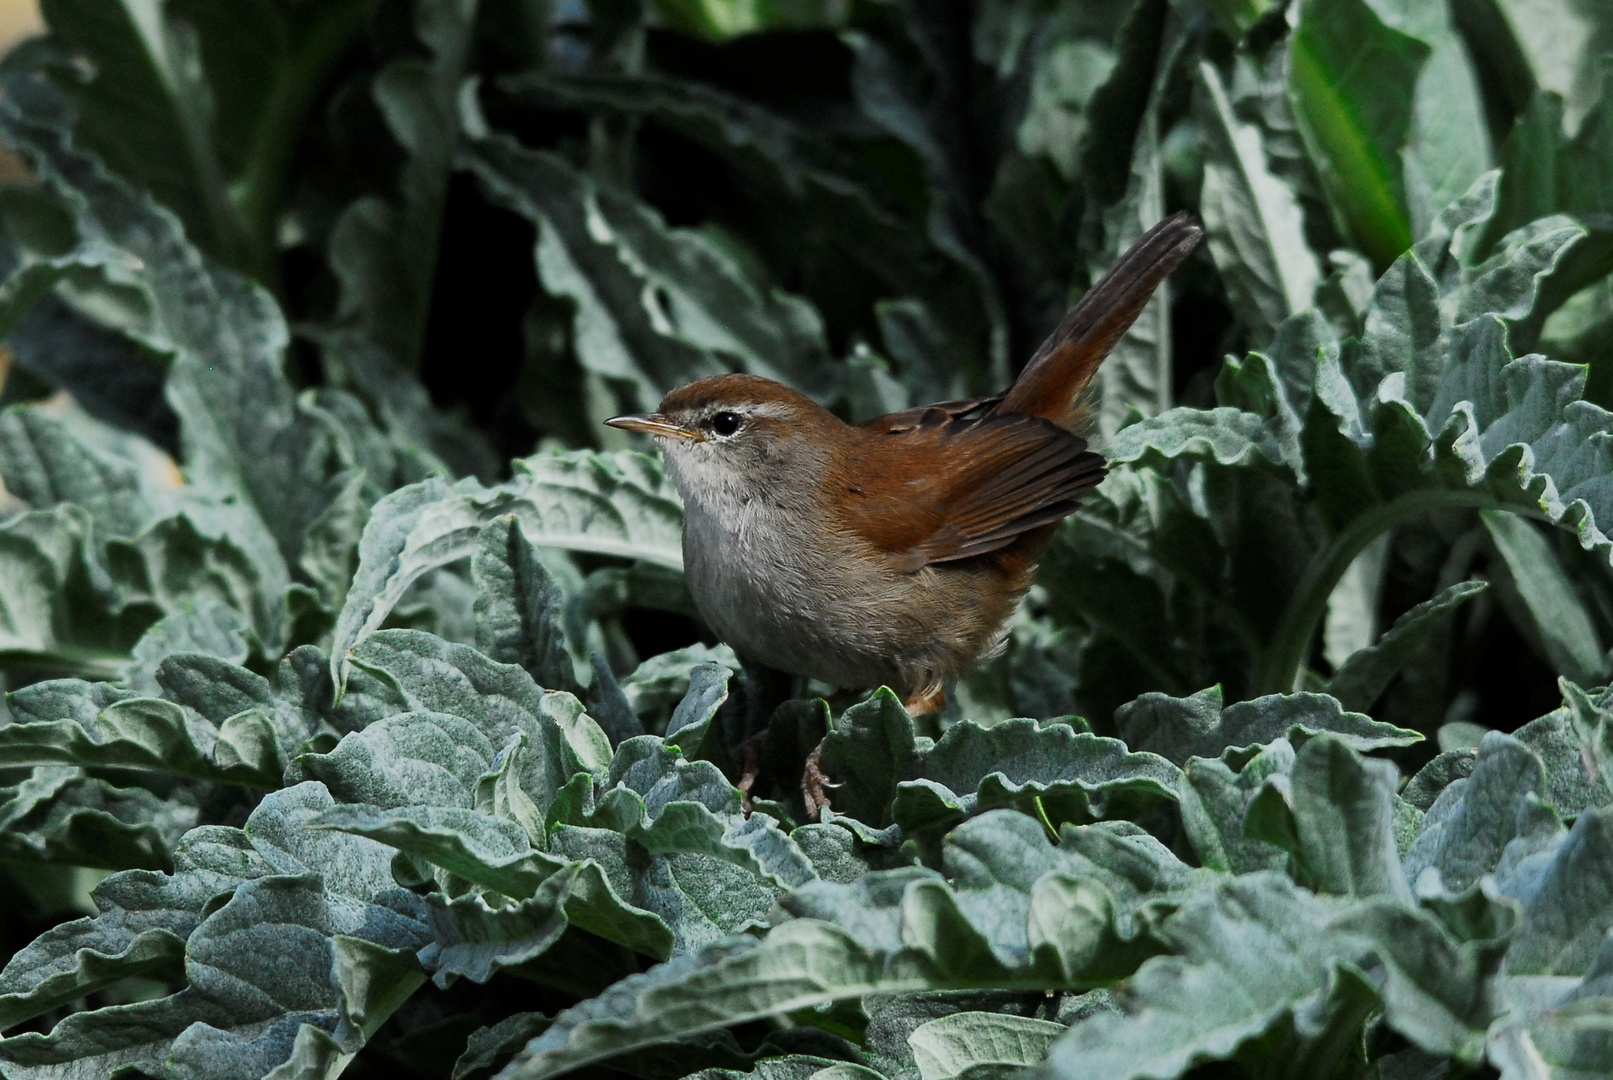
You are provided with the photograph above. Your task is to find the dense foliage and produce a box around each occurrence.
[0,0,1612,1077]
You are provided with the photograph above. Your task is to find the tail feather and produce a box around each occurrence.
[998,211,1203,424]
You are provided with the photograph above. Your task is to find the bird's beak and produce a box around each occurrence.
[604,412,704,441]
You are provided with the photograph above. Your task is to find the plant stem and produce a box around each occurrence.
[0,646,131,682]
[1253,491,1546,696]
[233,0,377,283]
[1032,797,1059,844]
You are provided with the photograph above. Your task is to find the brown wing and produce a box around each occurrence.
[857,395,1001,436]
[843,410,1106,569]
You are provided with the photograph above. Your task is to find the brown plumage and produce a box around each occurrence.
[610,212,1203,720]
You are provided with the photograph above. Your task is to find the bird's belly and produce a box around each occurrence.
[681,506,1013,694]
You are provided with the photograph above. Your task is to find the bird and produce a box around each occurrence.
[607,212,1202,812]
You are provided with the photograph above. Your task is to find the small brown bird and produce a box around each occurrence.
[608,213,1201,803]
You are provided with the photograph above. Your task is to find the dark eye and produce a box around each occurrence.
[710,411,742,436]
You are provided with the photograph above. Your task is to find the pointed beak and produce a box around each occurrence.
[604,412,703,441]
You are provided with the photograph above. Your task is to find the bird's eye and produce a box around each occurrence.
[709,411,742,436]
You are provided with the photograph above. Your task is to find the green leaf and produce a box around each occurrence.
[38,0,373,277]
[149,650,315,752]
[1104,407,1289,470]
[818,689,923,827]
[1196,61,1321,347]
[345,629,607,786]
[1324,580,1488,712]
[500,811,1185,1079]
[1086,35,1176,436]
[842,29,1010,387]
[619,643,740,728]
[907,1012,1064,1080]
[0,765,195,870]
[0,69,382,641]
[0,783,430,1075]
[1244,733,1410,900]
[1403,731,1560,894]
[331,452,683,692]
[1288,0,1429,265]
[1471,0,1613,132]
[296,709,500,811]
[1503,804,1613,976]
[0,694,285,787]
[499,70,936,393]
[1115,686,1420,765]
[1177,740,1295,874]
[662,661,732,756]
[329,0,476,369]
[1513,685,1613,818]
[1482,510,1609,684]
[462,133,834,411]
[0,400,166,541]
[314,803,675,963]
[0,505,132,678]
[108,512,274,649]
[1488,996,1613,1080]
[472,516,578,693]
[892,719,1181,835]
[1039,875,1346,1080]
[1364,0,1493,220]
[124,600,254,695]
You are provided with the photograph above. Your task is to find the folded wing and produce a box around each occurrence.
[843,410,1105,569]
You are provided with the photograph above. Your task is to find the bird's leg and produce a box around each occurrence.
[801,685,946,822]
[736,729,770,816]
[904,684,946,717]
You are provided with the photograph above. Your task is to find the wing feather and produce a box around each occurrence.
[842,413,1105,568]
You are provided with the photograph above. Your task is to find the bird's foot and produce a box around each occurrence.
[800,687,943,822]
[801,739,841,822]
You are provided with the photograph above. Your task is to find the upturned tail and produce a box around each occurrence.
[998,212,1203,425]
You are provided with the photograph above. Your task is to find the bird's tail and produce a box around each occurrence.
[998,211,1203,425]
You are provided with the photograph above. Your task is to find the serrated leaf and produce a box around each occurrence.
[462,133,834,409]
[1104,407,1288,470]
[892,719,1180,835]
[331,452,683,692]
[0,783,429,1075]
[316,630,607,800]
[0,694,284,787]
[1244,733,1410,901]
[0,765,195,870]
[1115,686,1420,765]
[0,68,386,645]
[472,516,577,693]
[499,811,1192,1080]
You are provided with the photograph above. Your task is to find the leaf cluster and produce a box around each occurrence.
[1,1,1612,1078]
